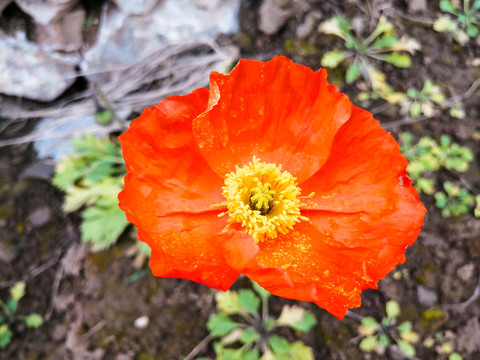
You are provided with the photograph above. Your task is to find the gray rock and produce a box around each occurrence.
[28,207,52,227]
[15,0,79,25]
[408,0,427,12]
[81,0,240,87]
[456,263,475,282]
[0,33,77,101]
[0,240,18,263]
[259,0,293,35]
[36,8,85,52]
[296,11,322,39]
[416,285,438,307]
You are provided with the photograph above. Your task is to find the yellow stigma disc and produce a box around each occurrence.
[218,156,308,243]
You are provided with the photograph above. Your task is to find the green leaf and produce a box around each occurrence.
[276,305,316,332]
[292,311,316,332]
[207,313,239,337]
[361,316,380,329]
[286,342,314,360]
[397,321,412,332]
[238,289,260,315]
[25,313,43,328]
[321,51,347,68]
[80,197,130,251]
[379,334,390,347]
[440,0,456,14]
[240,328,259,344]
[215,345,244,360]
[95,109,114,125]
[243,349,260,360]
[449,353,463,360]
[63,177,122,213]
[251,281,270,302]
[383,53,411,68]
[6,300,17,313]
[346,63,362,83]
[216,291,242,315]
[359,335,378,352]
[397,339,416,357]
[0,325,12,349]
[373,35,399,48]
[433,16,458,33]
[264,317,275,332]
[410,102,422,117]
[334,16,354,39]
[386,300,401,320]
[269,335,291,355]
[466,25,479,38]
[52,158,87,190]
[10,281,26,302]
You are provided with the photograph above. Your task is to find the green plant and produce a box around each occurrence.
[433,0,480,44]
[435,181,474,217]
[423,331,463,360]
[400,133,474,195]
[206,281,316,359]
[358,300,419,358]
[357,69,407,103]
[52,135,130,251]
[0,282,43,348]
[400,80,446,117]
[475,194,480,217]
[319,15,420,84]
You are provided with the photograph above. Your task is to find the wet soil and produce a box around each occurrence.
[1,1,480,359]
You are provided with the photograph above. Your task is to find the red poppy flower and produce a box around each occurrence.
[118,56,426,319]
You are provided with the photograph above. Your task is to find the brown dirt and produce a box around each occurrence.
[1,1,480,359]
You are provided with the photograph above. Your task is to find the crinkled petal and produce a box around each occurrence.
[192,55,352,182]
[119,88,225,234]
[300,106,426,283]
[142,213,241,290]
[119,89,240,289]
[230,222,376,319]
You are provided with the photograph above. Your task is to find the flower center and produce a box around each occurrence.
[218,156,308,243]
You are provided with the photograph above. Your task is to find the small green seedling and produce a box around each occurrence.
[52,135,130,251]
[423,332,463,360]
[400,80,446,118]
[475,195,480,218]
[206,281,316,360]
[358,300,419,358]
[357,70,407,104]
[400,133,474,195]
[435,182,474,217]
[319,15,420,84]
[433,0,480,44]
[0,282,43,348]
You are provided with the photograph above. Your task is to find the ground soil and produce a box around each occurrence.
[1,0,480,359]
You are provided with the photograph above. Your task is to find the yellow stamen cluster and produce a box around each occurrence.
[219,156,308,243]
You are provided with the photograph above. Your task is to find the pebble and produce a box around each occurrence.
[134,316,149,329]
[456,263,475,282]
[408,0,427,12]
[259,0,293,35]
[28,207,52,227]
[416,285,438,307]
[0,33,77,101]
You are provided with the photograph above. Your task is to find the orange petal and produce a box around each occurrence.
[240,222,377,319]
[141,212,241,291]
[192,55,352,182]
[299,106,425,291]
[119,88,226,234]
